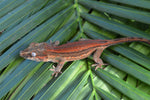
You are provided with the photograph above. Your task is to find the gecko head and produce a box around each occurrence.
[20,42,49,61]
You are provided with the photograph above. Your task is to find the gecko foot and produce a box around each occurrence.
[92,63,108,70]
[49,65,62,77]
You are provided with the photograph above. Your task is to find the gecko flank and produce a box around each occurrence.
[20,37,150,77]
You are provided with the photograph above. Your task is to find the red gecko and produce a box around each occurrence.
[20,37,150,77]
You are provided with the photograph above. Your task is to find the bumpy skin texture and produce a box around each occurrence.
[20,37,150,77]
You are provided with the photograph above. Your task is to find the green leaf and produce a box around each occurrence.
[0,0,71,53]
[94,68,150,100]
[0,0,26,18]
[11,63,52,100]
[79,0,150,24]
[0,5,74,70]
[81,13,150,39]
[103,50,150,85]
[0,0,150,99]
[39,61,87,100]
[109,0,150,9]
[95,87,119,100]
[0,0,49,31]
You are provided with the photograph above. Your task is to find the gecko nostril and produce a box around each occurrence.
[20,51,23,56]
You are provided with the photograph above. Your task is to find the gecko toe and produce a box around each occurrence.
[92,64,98,67]
[54,73,58,77]
[49,65,56,71]
[49,65,62,77]
[49,69,55,71]
[92,63,108,70]
[52,72,61,77]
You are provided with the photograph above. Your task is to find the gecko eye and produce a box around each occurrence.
[31,52,36,57]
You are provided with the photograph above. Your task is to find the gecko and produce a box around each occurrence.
[20,37,150,77]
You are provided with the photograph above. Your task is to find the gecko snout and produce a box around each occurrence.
[20,50,24,57]
[19,50,30,58]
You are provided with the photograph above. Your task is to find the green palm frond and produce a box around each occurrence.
[0,0,150,99]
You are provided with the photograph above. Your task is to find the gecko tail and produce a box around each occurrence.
[108,37,150,46]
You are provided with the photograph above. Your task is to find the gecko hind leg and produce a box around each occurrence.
[92,47,107,70]
[49,60,65,77]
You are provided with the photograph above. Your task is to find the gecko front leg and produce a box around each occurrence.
[49,40,60,46]
[49,60,65,77]
[92,47,107,70]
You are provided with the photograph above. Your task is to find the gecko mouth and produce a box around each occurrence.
[20,51,42,62]
[20,51,31,59]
